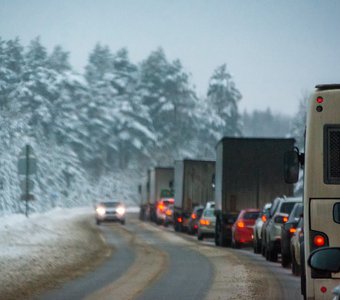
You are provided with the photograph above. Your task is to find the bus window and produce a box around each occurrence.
[334,203,340,223]
[325,125,340,184]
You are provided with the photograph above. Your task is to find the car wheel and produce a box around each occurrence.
[174,222,180,232]
[232,234,240,249]
[265,244,270,260]
[121,220,125,225]
[269,244,278,262]
[197,232,204,241]
[294,259,301,276]
[256,236,262,253]
[254,233,261,254]
[281,253,290,268]
[261,235,266,257]
[96,219,101,225]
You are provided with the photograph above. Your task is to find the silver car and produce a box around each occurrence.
[253,202,272,253]
[263,196,302,262]
[197,208,216,240]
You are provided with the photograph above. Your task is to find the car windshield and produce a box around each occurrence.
[280,202,298,214]
[289,203,303,220]
[101,202,121,208]
[243,212,260,220]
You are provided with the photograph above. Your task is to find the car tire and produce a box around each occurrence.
[261,235,266,257]
[232,234,240,249]
[96,219,101,225]
[265,245,270,260]
[291,251,301,276]
[261,242,266,257]
[254,233,261,253]
[265,241,277,262]
[121,220,125,225]
[269,247,278,262]
[281,253,290,268]
[198,232,204,241]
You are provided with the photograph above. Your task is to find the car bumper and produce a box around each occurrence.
[96,214,125,222]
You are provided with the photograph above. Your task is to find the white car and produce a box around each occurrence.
[290,216,303,275]
[95,201,126,225]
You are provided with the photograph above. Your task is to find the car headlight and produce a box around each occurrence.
[96,207,106,216]
[116,206,125,216]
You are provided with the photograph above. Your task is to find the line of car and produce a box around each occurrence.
[254,196,303,276]
[155,195,305,279]
[93,198,340,299]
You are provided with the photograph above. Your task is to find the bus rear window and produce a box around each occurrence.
[325,125,340,184]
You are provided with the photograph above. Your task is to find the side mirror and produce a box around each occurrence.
[284,150,300,184]
[308,247,340,273]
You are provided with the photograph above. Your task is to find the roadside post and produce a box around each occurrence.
[18,145,37,217]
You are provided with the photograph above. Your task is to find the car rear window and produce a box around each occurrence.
[280,202,297,214]
[204,209,214,217]
[243,212,260,220]
[291,204,303,218]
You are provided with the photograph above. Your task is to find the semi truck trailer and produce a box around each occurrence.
[214,137,295,247]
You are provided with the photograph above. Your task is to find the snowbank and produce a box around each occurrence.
[0,207,108,299]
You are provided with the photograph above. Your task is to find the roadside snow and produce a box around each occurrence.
[0,207,110,299]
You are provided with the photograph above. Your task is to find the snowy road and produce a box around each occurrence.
[0,208,303,299]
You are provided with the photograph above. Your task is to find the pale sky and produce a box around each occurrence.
[1,0,340,115]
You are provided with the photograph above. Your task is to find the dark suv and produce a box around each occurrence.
[280,202,303,267]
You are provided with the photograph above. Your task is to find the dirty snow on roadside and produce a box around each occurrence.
[0,207,108,299]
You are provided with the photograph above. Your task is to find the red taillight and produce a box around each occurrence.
[158,203,165,212]
[177,217,183,223]
[283,216,288,223]
[320,286,327,293]
[261,215,267,222]
[289,228,297,234]
[200,219,210,226]
[313,235,325,247]
[191,213,197,220]
[237,221,245,228]
[316,96,324,104]
[194,224,198,229]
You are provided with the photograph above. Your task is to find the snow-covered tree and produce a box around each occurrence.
[47,45,71,73]
[111,48,155,169]
[138,48,197,164]
[206,64,242,138]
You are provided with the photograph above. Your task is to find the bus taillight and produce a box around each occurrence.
[313,235,325,247]
[310,231,329,252]
[316,96,324,103]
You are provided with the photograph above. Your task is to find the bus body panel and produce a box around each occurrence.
[304,87,340,299]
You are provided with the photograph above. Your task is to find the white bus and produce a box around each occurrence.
[285,84,340,300]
